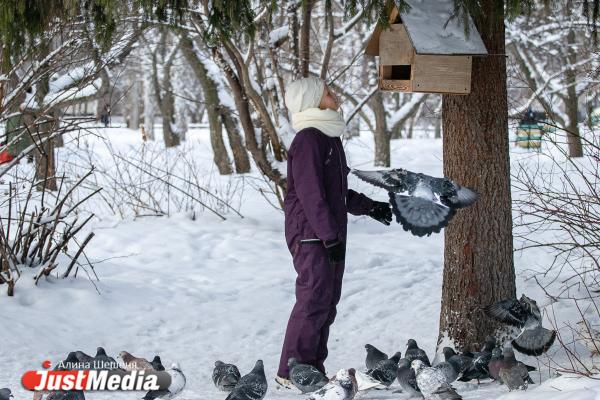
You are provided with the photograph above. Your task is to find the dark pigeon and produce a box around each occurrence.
[94,347,118,370]
[225,360,267,400]
[498,348,530,391]
[364,344,388,370]
[405,339,431,366]
[442,347,472,374]
[366,351,401,387]
[55,352,81,370]
[74,351,94,366]
[396,358,421,397]
[435,360,459,384]
[151,356,166,371]
[0,388,12,400]
[213,361,241,392]
[46,391,85,400]
[352,169,478,237]
[485,295,556,356]
[458,336,495,382]
[288,358,328,393]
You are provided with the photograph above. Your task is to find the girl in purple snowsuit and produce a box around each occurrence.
[276,77,392,385]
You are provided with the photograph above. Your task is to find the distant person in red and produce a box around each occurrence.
[0,141,14,165]
[275,77,392,388]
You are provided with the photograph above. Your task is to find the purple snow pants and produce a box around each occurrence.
[277,241,345,378]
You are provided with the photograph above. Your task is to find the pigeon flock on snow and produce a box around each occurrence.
[206,294,554,399]
[352,168,479,237]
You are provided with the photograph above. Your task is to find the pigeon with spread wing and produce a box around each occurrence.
[485,295,556,356]
[352,169,478,237]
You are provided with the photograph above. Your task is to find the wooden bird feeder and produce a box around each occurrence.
[365,0,488,94]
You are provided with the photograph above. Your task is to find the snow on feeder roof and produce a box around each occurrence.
[366,0,488,94]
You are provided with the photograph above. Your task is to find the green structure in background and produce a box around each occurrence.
[5,113,31,156]
[515,108,555,151]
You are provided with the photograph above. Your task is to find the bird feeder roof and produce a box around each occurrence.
[400,0,487,55]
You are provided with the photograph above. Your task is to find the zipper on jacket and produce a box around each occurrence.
[334,140,346,205]
[299,238,321,243]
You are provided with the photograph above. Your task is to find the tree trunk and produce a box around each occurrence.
[180,35,232,174]
[370,90,390,167]
[438,1,516,351]
[221,110,251,173]
[565,28,583,158]
[299,0,314,77]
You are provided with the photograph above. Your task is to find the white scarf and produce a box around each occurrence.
[291,107,346,138]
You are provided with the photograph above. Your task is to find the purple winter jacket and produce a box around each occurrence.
[284,127,374,252]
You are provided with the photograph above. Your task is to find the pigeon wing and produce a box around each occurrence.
[484,299,528,327]
[390,193,455,237]
[512,325,556,356]
[352,169,408,192]
[441,181,479,209]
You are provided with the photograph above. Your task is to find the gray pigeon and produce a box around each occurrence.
[498,348,530,391]
[352,169,478,237]
[308,369,358,400]
[46,391,85,400]
[442,348,471,374]
[225,360,267,400]
[364,344,388,370]
[213,360,241,392]
[151,356,166,371]
[396,358,421,397]
[406,339,431,366]
[412,360,462,400]
[366,351,401,387]
[0,388,12,400]
[489,348,534,385]
[485,295,556,356]
[288,358,328,393]
[94,347,118,370]
[143,362,186,400]
[434,361,459,384]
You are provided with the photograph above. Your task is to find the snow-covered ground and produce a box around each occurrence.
[0,125,596,399]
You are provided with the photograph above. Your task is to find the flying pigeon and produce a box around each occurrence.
[151,356,166,371]
[405,339,431,366]
[366,351,401,386]
[488,348,534,384]
[213,360,241,392]
[46,391,85,400]
[576,320,600,355]
[118,351,154,371]
[485,295,556,356]
[308,369,358,400]
[396,358,421,397]
[442,347,472,375]
[143,363,186,400]
[225,360,267,400]
[412,360,462,400]
[94,347,118,370]
[457,336,495,382]
[498,348,530,391]
[288,358,328,393]
[364,344,388,370]
[352,169,478,237]
[0,388,12,400]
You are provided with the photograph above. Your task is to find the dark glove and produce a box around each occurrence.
[368,201,392,225]
[323,240,345,265]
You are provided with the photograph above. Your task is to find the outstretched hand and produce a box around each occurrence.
[368,201,393,225]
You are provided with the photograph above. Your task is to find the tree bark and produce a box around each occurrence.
[221,109,251,173]
[438,1,516,350]
[370,90,390,167]
[299,0,315,77]
[565,28,583,158]
[180,35,232,174]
